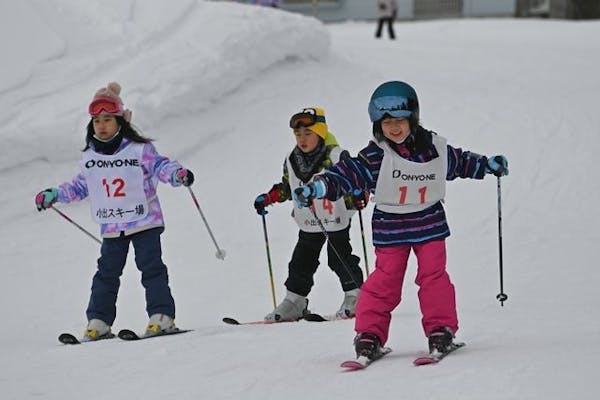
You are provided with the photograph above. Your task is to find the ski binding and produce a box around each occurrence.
[413,342,466,366]
[340,347,392,370]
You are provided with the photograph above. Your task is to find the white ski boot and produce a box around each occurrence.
[146,313,177,336]
[264,291,309,322]
[336,288,360,319]
[83,319,112,341]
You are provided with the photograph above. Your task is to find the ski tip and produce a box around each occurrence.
[222,317,241,325]
[58,333,80,345]
[340,360,366,370]
[413,357,438,366]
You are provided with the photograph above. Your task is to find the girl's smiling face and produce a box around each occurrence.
[92,115,119,141]
[381,117,410,143]
[293,126,321,153]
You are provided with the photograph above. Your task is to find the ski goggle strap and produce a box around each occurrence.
[368,96,413,122]
[289,108,326,129]
[88,96,124,117]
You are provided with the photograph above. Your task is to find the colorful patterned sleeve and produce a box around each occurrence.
[446,145,488,180]
[57,173,89,203]
[142,143,184,186]
[317,141,383,201]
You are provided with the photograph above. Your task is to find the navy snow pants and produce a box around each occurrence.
[86,227,175,325]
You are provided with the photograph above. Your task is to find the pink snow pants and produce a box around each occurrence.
[354,239,458,345]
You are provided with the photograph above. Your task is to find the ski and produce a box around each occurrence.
[303,312,353,322]
[222,317,300,326]
[58,332,115,345]
[117,328,192,341]
[413,342,466,366]
[340,347,392,370]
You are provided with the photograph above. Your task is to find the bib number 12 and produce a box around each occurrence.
[102,178,126,197]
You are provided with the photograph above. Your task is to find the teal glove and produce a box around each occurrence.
[486,155,508,177]
[293,180,326,208]
[173,168,195,186]
[35,188,58,211]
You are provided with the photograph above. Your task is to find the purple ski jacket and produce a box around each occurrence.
[56,139,184,238]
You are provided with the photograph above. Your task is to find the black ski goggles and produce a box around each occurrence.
[289,108,326,129]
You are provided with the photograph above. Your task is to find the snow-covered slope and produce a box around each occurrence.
[1,1,599,399]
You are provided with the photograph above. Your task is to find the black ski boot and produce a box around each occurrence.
[354,332,382,359]
[428,327,454,354]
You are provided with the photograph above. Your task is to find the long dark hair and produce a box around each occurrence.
[83,116,152,151]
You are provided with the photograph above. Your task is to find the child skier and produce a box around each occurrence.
[35,82,194,341]
[292,81,508,358]
[253,107,364,322]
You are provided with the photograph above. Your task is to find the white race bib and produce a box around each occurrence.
[375,135,447,214]
[287,147,354,233]
[80,143,148,224]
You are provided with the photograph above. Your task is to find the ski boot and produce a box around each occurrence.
[335,288,360,319]
[145,313,178,336]
[354,332,382,360]
[428,327,454,354]
[264,290,309,322]
[83,319,113,341]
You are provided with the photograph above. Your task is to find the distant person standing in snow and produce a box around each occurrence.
[35,82,195,341]
[292,81,508,359]
[375,0,397,39]
[253,107,365,322]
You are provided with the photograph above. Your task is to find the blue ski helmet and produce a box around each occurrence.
[368,81,419,123]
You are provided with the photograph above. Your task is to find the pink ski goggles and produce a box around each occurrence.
[88,96,123,117]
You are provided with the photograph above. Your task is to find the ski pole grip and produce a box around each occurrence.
[493,156,506,176]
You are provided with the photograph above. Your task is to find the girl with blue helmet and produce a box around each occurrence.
[293,81,508,359]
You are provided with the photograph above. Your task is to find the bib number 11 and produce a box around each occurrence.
[399,186,427,204]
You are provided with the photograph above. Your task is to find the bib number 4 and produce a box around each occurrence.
[311,199,334,214]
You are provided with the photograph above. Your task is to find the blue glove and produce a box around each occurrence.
[173,168,195,186]
[254,194,270,215]
[293,180,326,208]
[351,189,369,210]
[486,155,509,177]
[35,188,58,211]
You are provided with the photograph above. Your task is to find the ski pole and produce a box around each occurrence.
[357,209,370,276]
[51,206,101,245]
[260,213,277,308]
[187,187,226,260]
[309,204,362,289]
[496,176,508,306]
